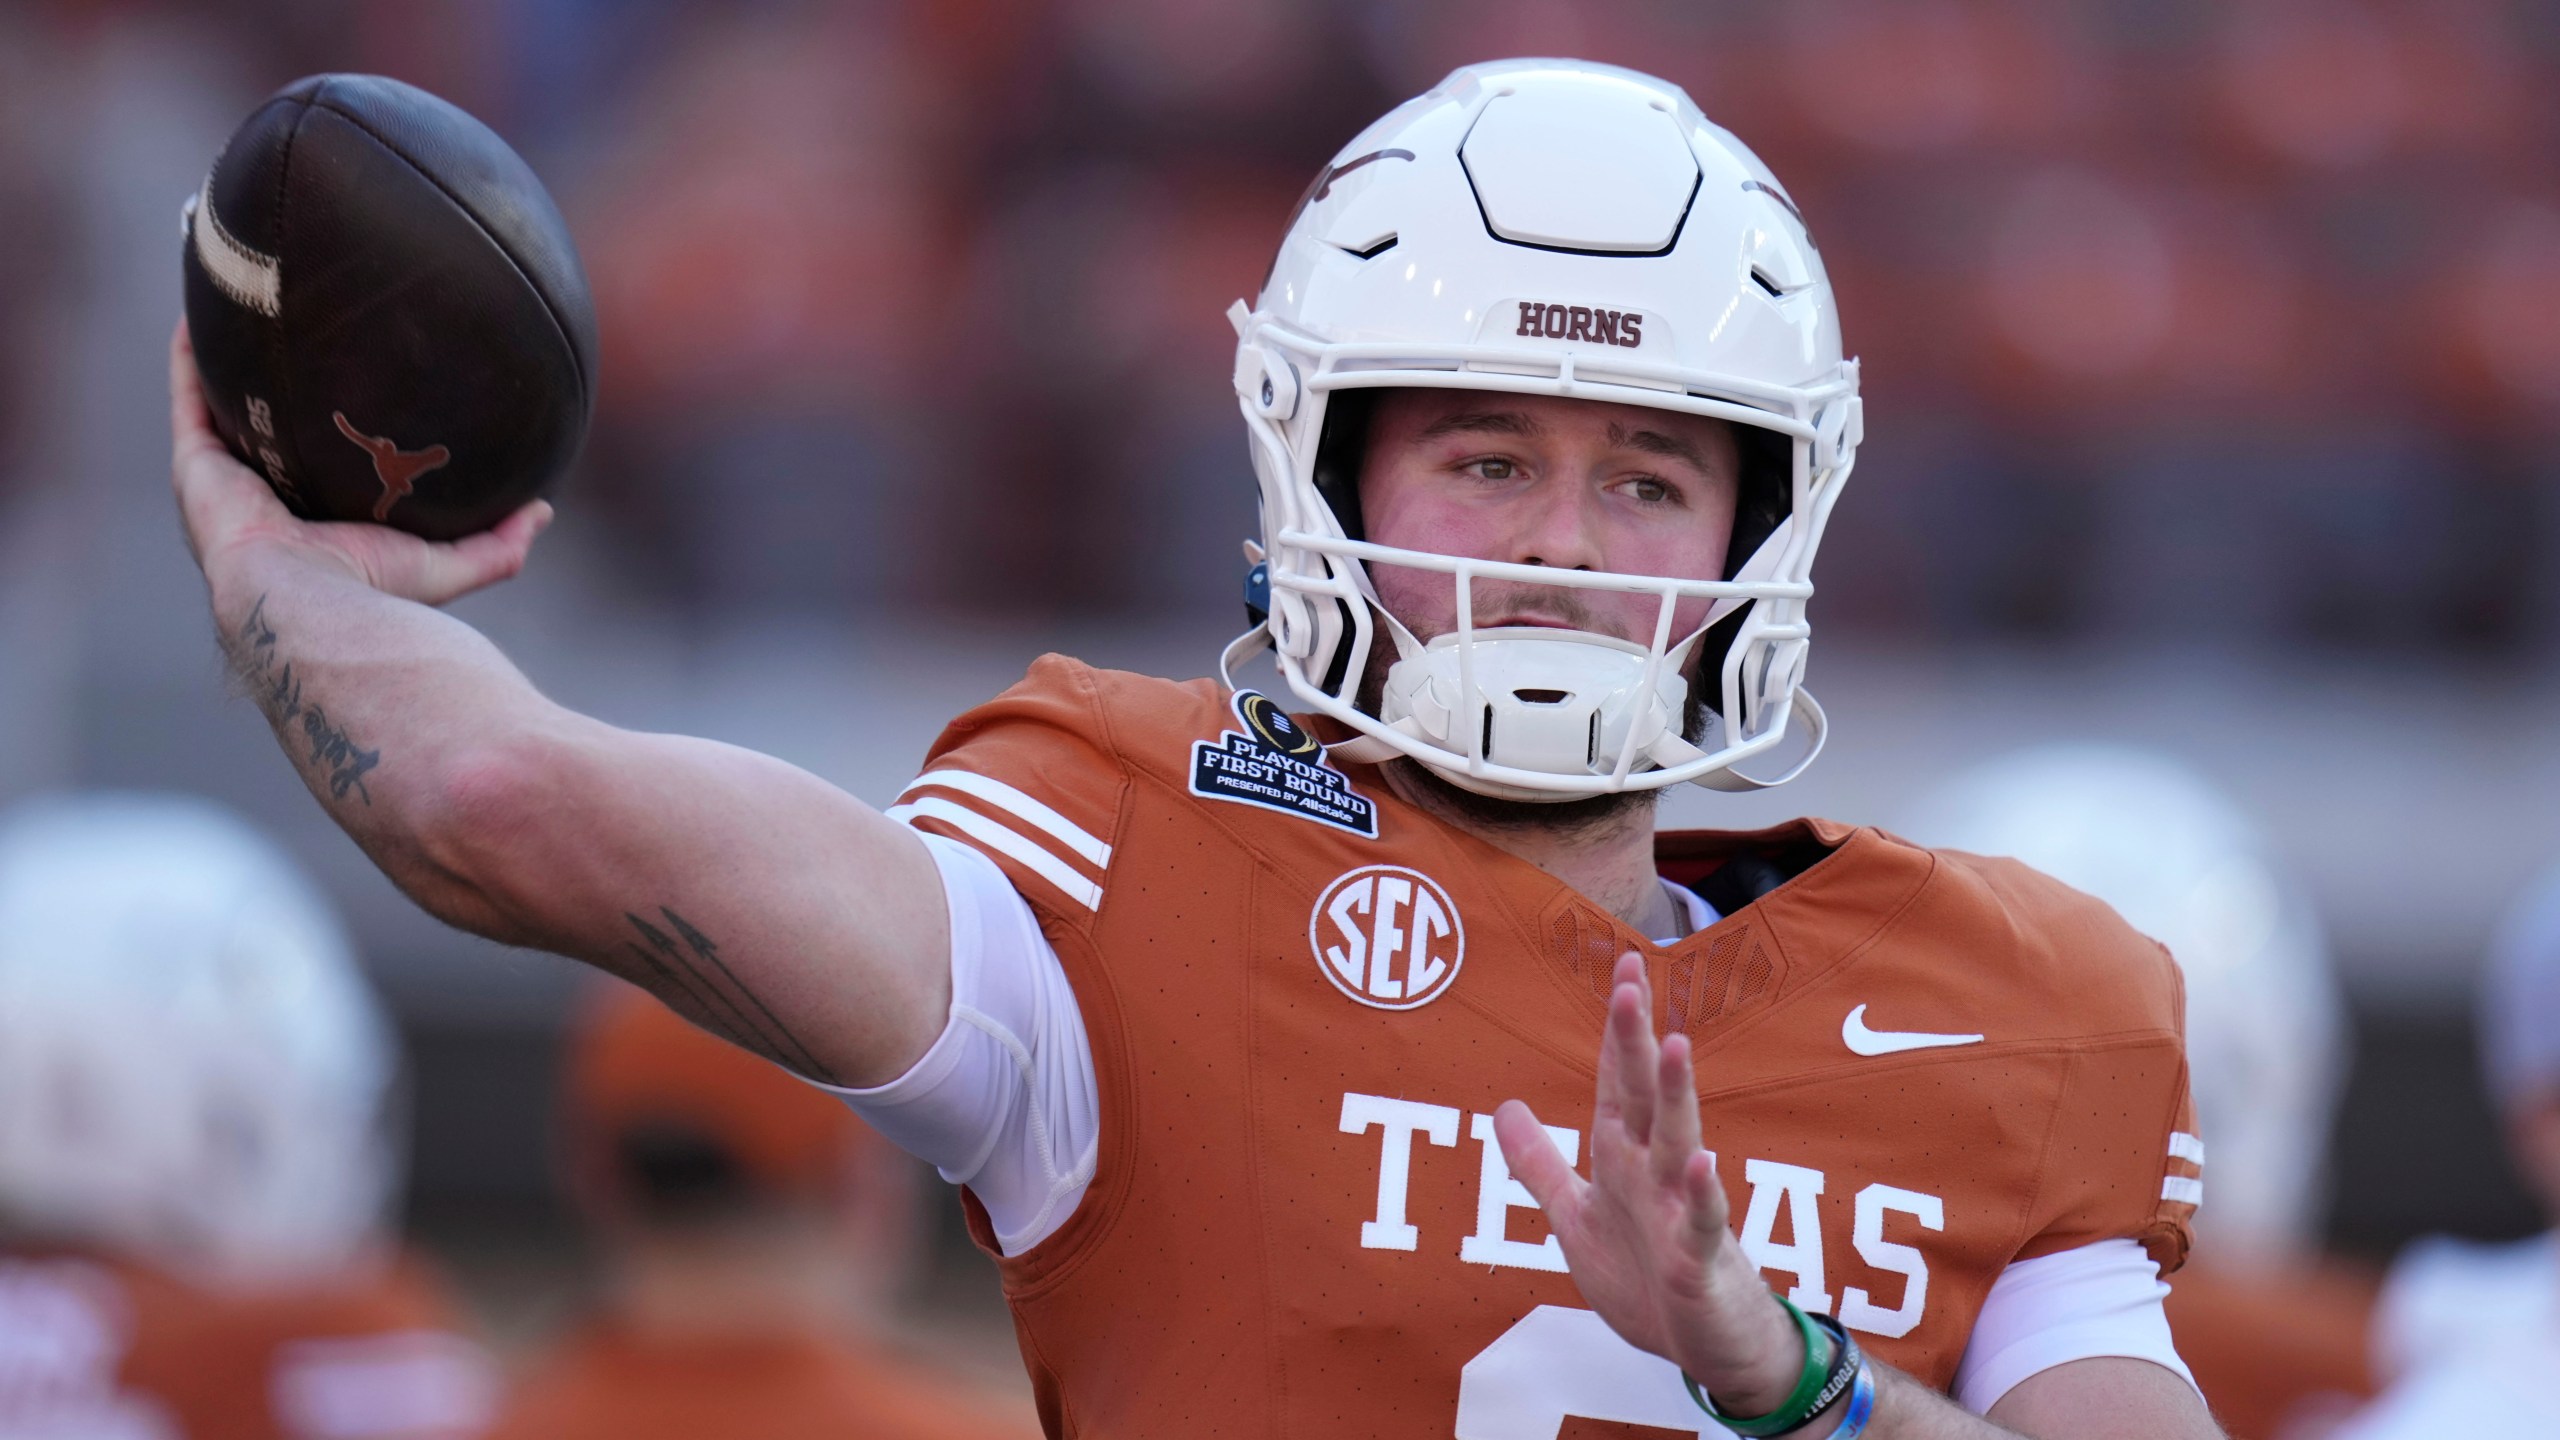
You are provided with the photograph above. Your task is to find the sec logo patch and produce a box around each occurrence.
[1311,865,1465,1010]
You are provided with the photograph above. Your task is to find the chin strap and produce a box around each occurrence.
[1325,727,1415,764]
[1676,689,1828,793]
[1697,515,1795,627]
[1217,622,1271,690]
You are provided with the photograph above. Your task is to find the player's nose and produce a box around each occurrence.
[1505,474,1606,574]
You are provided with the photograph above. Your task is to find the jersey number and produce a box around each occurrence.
[1456,1305,1712,1438]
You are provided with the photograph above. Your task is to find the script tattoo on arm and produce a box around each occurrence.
[230,595,382,805]
[622,906,842,1085]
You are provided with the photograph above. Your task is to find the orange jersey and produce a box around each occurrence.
[901,658,2197,1438]
[0,1248,493,1440]
[486,1322,1033,1440]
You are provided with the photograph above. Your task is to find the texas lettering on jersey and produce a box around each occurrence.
[896,656,2198,1440]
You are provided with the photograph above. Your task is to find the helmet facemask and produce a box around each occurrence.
[1235,371,1847,802]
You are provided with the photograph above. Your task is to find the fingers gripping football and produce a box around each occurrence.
[171,321,551,607]
[170,321,293,560]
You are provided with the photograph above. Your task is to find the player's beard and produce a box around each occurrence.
[1353,595,1714,836]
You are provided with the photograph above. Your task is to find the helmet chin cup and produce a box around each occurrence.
[1381,628,1690,799]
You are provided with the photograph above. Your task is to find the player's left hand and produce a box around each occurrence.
[1493,950,1811,1414]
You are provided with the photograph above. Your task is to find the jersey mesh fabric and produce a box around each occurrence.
[861,656,2197,1436]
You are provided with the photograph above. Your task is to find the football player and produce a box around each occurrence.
[2334,854,2560,1434]
[169,61,2218,1439]
[491,982,1034,1440]
[2329,856,2560,1434]
[0,793,495,1439]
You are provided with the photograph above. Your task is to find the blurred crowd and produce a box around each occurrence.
[2,0,2558,646]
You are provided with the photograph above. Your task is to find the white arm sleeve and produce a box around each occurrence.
[1952,1239,2198,1414]
[816,832,1099,1255]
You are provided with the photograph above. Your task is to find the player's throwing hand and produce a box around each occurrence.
[170,321,551,608]
[1493,951,1814,1418]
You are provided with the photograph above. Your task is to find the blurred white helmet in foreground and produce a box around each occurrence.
[0,794,397,1283]
[1902,745,2348,1260]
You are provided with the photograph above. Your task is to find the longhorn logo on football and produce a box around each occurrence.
[333,411,452,522]
[1311,865,1465,1010]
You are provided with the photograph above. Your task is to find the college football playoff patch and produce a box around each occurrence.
[1190,691,1378,838]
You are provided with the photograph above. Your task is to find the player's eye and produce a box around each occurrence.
[1621,475,1678,504]
[1467,457,1518,481]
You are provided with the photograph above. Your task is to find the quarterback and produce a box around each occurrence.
[170,62,2218,1440]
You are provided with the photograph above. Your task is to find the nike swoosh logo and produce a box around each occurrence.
[1842,1004,1984,1056]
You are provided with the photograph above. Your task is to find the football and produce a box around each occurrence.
[181,74,596,541]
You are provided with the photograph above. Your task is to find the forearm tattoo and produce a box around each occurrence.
[623,906,840,1084]
[230,595,382,805]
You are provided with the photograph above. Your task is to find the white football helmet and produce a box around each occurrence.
[1224,58,1862,801]
[0,794,399,1284]
[1902,746,2350,1260]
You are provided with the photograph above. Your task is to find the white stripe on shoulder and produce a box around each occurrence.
[2160,1175,2204,1207]
[900,768,1110,869]
[888,798,1102,911]
[2167,1132,2205,1166]
[190,181,280,317]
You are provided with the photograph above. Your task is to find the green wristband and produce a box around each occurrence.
[1683,1293,1832,1437]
